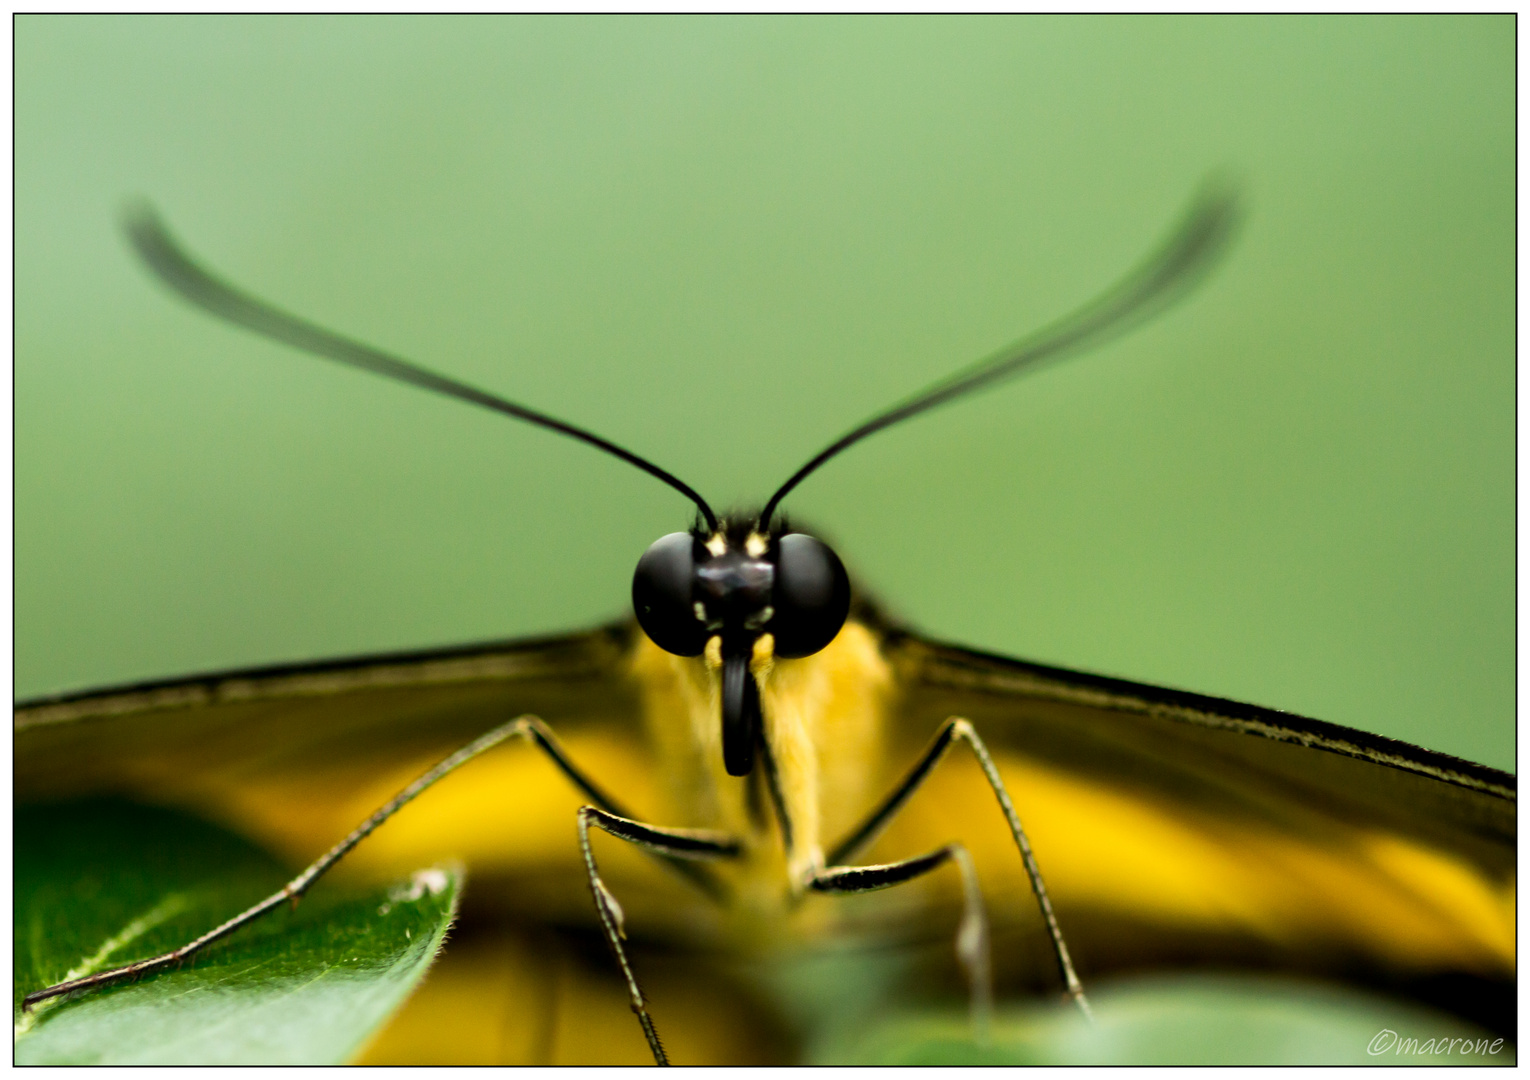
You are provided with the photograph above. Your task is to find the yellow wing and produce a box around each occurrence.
[15,618,1514,1062]
[871,630,1513,1032]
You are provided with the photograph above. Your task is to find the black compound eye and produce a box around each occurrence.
[632,532,709,656]
[770,533,851,659]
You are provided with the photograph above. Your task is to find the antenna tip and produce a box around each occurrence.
[1189,169,1248,237]
[118,196,159,233]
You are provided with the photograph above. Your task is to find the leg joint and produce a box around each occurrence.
[810,843,958,894]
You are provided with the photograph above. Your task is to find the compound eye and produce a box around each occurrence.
[632,532,708,656]
[770,533,851,658]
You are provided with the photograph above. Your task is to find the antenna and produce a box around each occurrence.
[760,178,1243,525]
[122,204,719,532]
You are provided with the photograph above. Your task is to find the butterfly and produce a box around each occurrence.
[14,181,1514,1065]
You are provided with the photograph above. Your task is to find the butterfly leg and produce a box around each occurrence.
[809,841,994,1039]
[824,717,1091,1022]
[576,807,742,1065]
[22,714,641,1011]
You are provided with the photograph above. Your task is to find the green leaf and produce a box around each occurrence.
[14,799,460,1065]
[824,975,1514,1065]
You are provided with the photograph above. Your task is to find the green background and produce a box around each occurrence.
[16,16,1514,771]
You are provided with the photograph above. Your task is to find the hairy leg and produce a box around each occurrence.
[24,715,665,1008]
[825,716,1091,1020]
[810,842,994,1038]
[576,806,742,1065]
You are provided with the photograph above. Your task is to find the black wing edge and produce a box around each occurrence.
[879,627,1515,802]
[17,619,1513,804]
[13,624,638,730]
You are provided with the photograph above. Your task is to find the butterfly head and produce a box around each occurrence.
[632,516,850,777]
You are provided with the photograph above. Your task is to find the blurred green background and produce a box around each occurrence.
[16,16,1513,770]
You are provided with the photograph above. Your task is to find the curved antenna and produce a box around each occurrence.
[122,204,719,532]
[760,178,1243,525]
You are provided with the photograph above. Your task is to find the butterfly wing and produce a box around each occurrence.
[866,631,1514,1037]
[15,626,701,921]
[15,621,1515,1060]
[15,625,756,1064]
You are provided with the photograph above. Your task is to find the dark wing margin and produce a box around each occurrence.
[16,623,1516,1041]
[14,626,639,804]
[15,625,633,728]
[878,630,1513,1039]
[18,621,1511,848]
[885,630,1513,873]
[904,634,1512,794]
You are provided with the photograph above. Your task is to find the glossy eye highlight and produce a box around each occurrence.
[632,532,708,656]
[769,533,850,658]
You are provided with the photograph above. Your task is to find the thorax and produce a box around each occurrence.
[630,619,894,902]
